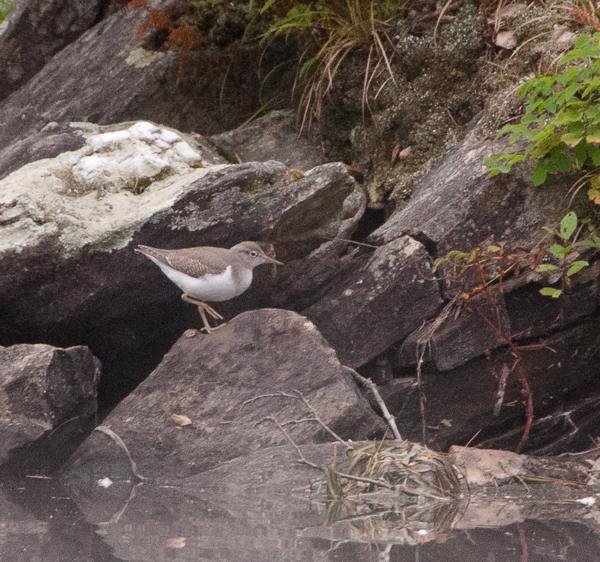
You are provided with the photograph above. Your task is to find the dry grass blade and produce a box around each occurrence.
[343,441,461,500]
[434,0,455,44]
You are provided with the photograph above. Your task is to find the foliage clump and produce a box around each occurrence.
[485,33,600,203]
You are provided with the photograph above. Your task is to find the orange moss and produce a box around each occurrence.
[135,9,172,41]
[128,0,197,85]
[167,25,197,86]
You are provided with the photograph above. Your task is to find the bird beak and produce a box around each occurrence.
[264,256,284,266]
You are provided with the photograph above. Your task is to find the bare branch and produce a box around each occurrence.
[244,390,350,448]
[290,390,350,447]
[344,367,403,442]
[95,425,145,480]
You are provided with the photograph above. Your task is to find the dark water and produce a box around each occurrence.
[2,475,600,562]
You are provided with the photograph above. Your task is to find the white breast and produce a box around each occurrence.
[149,257,253,302]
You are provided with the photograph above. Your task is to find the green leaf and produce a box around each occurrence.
[585,105,600,121]
[521,114,539,124]
[562,82,583,103]
[575,239,599,247]
[540,287,563,298]
[575,34,592,48]
[535,264,560,272]
[554,106,583,125]
[587,128,600,144]
[560,211,578,240]
[568,120,585,135]
[567,260,589,276]
[550,146,572,171]
[588,145,600,165]
[531,124,555,142]
[561,132,584,147]
[544,98,557,113]
[574,141,588,165]
[532,160,548,185]
[530,133,564,158]
[549,243,569,258]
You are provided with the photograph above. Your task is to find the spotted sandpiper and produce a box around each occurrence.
[136,241,283,333]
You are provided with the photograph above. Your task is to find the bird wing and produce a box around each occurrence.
[136,246,229,277]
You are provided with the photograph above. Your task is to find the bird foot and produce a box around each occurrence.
[200,321,227,334]
[181,294,224,333]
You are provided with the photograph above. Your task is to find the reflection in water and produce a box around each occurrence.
[1,474,600,562]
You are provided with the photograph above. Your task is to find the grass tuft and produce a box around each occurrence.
[261,0,409,130]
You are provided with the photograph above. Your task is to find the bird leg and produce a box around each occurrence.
[181,294,223,319]
[181,294,224,333]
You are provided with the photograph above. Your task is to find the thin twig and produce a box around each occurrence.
[434,0,455,43]
[95,425,145,480]
[336,471,396,489]
[257,416,322,470]
[416,346,428,444]
[292,390,350,447]
[244,390,350,447]
[344,367,403,441]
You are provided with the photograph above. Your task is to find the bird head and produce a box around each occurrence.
[231,241,283,268]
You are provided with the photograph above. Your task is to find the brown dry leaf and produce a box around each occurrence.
[167,537,186,548]
[399,147,412,159]
[172,414,192,426]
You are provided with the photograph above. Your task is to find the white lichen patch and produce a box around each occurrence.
[0,121,228,256]
[126,47,165,68]
[70,121,205,196]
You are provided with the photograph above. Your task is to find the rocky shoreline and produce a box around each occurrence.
[2,2,600,555]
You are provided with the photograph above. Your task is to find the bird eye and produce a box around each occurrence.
[249,251,258,257]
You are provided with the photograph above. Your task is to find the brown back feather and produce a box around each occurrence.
[136,245,230,277]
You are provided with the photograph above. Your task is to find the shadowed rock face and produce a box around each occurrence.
[62,309,385,480]
[0,0,110,104]
[0,343,101,475]
[303,236,443,368]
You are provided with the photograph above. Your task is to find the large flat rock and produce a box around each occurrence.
[63,309,385,480]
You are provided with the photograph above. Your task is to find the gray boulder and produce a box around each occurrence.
[211,109,326,171]
[0,343,101,475]
[0,0,111,103]
[369,127,590,261]
[304,236,443,368]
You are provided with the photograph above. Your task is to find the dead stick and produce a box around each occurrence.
[344,367,403,442]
